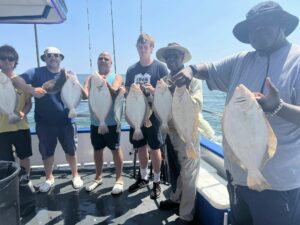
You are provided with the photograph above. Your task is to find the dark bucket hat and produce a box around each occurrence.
[156,42,192,63]
[233,1,299,43]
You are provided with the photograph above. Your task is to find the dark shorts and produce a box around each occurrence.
[90,125,120,151]
[129,113,163,150]
[36,123,78,160]
[0,129,32,160]
[226,171,300,225]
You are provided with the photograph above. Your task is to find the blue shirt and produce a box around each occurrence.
[21,66,73,125]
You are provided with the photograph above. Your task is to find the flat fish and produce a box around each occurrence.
[42,69,66,94]
[172,86,200,160]
[0,72,19,123]
[89,72,112,134]
[125,84,146,141]
[61,72,82,118]
[114,88,125,132]
[153,79,172,134]
[222,84,277,191]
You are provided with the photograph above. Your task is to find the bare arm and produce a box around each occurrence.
[172,63,209,87]
[256,78,300,126]
[277,103,300,126]
[11,76,46,98]
[82,76,91,100]
[106,74,123,97]
[19,95,32,120]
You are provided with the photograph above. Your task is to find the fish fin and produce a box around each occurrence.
[186,142,198,160]
[260,117,277,169]
[160,123,169,135]
[222,136,246,170]
[191,100,201,141]
[143,100,152,128]
[247,169,270,191]
[132,128,143,141]
[266,118,277,158]
[68,108,77,118]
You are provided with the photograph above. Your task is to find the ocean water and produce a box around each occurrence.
[28,74,226,140]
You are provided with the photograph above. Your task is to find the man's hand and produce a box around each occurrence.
[255,77,280,113]
[32,87,47,98]
[141,83,155,95]
[173,67,193,87]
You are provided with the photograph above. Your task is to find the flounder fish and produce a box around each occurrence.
[125,84,146,141]
[0,72,19,123]
[153,79,172,134]
[42,69,67,94]
[172,86,200,160]
[61,71,82,118]
[222,84,277,191]
[114,87,125,132]
[89,72,112,134]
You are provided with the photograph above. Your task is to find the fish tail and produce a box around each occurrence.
[160,124,169,135]
[98,123,109,134]
[68,108,77,118]
[132,128,143,141]
[247,169,270,191]
[186,142,197,160]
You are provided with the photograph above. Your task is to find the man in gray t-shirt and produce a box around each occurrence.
[174,1,300,225]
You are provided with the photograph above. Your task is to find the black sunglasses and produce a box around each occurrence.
[0,55,16,62]
[46,53,60,59]
[98,57,110,62]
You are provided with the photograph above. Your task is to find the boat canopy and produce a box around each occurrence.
[0,0,67,24]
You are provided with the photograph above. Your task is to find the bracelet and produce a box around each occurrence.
[269,99,284,117]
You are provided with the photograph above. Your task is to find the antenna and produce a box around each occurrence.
[110,0,117,73]
[86,0,93,74]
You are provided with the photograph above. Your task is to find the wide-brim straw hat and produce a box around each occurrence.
[233,1,299,44]
[40,47,64,62]
[156,42,192,63]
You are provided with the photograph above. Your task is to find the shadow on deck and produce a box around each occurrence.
[21,168,180,225]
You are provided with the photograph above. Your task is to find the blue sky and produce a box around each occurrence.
[1,0,300,74]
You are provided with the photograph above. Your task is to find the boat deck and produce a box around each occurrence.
[21,168,183,225]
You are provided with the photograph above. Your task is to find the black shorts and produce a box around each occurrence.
[0,129,32,161]
[129,113,163,150]
[36,123,78,160]
[90,125,120,151]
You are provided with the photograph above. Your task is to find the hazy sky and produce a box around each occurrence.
[1,0,300,74]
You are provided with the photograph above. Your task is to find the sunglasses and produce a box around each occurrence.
[46,53,61,59]
[98,57,110,62]
[0,55,16,62]
[165,54,181,61]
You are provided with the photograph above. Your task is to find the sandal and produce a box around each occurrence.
[111,182,124,195]
[85,178,103,192]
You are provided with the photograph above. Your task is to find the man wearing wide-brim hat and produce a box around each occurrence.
[174,1,300,225]
[156,43,214,225]
[12,46,84,193]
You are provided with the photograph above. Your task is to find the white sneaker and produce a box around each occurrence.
[72,176,83,189]
[111,182,124,195]
[39,179,54,192]
[85,178,103,192]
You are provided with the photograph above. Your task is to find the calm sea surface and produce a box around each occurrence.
[28,74,226,140]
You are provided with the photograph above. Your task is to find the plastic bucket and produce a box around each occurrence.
[0,161,21,225]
